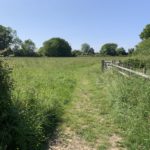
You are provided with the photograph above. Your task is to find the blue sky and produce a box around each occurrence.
[0,0,150,51]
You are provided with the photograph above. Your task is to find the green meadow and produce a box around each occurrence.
[1,57,150,150]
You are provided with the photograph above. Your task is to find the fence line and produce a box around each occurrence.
[102,60,150,80]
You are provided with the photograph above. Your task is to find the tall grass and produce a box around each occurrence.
[0,58,78,149]
[104,70,150,149]
[1,57,149,149]
[1,57,100,149]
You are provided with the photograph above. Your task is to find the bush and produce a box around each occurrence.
[122,59,146,69]
[0,60,17,149]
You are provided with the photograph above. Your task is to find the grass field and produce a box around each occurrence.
[1,57,150,150]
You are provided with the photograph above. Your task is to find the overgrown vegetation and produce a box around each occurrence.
[104,70,150,149]
[0,57,150,149]
[0,58,79,149]
[0,60,17,150]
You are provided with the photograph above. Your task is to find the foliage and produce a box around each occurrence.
[0,48,13,57]
[14,39,36,56]
[128,48,134,55]
[134,38,150,55]
[81,43,95,55]
[81,43,90,54]
[88,47,95,55]
[116,47,126,56]
[140,24,150,40]
[122,58,146,68]
[0,25,16,50]
[39,38,72,57]
[72,50,82,56]
[100,43,117,56]
[0,60,17,149]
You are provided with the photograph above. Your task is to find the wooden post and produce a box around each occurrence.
[101,60,104,72]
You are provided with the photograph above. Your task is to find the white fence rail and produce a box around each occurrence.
[101,60,150,80]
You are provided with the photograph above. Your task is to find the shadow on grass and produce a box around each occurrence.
[41,107,63,150]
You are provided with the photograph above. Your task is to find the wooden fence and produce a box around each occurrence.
[101,60,150,80]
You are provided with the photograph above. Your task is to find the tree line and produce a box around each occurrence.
[0,24,150,57]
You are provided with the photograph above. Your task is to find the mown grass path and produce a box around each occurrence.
[49,63,125,150]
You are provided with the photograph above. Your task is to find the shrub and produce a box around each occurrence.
[0,60,17,149]
[122,59,146,69]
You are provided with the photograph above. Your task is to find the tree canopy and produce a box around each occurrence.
[116,47,126,55]
[81,43,95,55]
[72,50,82,57]
[100,43,117,56]
[140,24,150,40]
[39,38,72,57]
[134,38,150,55]
[81,43,90,53]
[0,25,17,51]
[14,39,36,56]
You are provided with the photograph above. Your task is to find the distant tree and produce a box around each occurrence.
[72,50,82,57]
[140,24,150,40]
[128,48,135,55]
[100,43,117,56]
[116,47,126,55]
[0,25,17,51]
[12,37,22,53]
[88,47,95,54]
[81,43,90,54]
[38,47,45,56]
[40,38,72,57]
[22,39,36,55]
[14,39,36,56]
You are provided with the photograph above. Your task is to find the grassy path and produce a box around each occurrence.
[49,63,125,150]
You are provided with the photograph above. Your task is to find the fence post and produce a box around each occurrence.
[101,60,104,72]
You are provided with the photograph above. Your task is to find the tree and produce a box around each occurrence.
[0,48,13,56]
[22,39,36,55]
[0,25,17,51]
[128,48,134,55]
[40,38,72,57]
[88,47,95,54]
[140,24,150,40]
[81,43,90,54]
[12,37,22,53]
[72,50,82,57]
[14,39,36,56]
[116,47,126,55]
[134,38,150,55]
[100,43,117,56]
